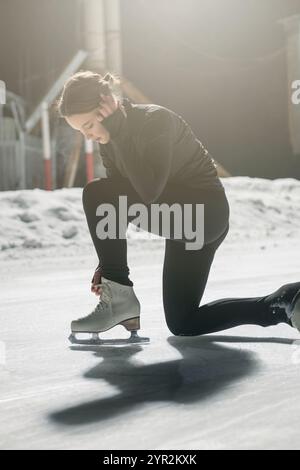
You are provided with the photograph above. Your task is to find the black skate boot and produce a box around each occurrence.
[264,282,300,331]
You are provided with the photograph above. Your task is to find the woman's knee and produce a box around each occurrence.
[82,178,112,208]
[165,313,207,337]
[82,178,99,202]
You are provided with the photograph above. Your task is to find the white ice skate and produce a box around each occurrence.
[69,277,150,346]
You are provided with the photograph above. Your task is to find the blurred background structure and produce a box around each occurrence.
[0,0,300,191]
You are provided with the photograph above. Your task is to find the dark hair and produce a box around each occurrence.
[55,70,121,117]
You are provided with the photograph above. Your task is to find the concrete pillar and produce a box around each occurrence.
[103,0,122,75]
[0,80,6,104]
[280,15,300,155]
[81,0,106,71]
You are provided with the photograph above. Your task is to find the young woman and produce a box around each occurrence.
[57,70,300,345]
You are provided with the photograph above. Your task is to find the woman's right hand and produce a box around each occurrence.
[91,268,103,296]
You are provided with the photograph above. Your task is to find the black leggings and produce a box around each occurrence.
[82,176,283,336]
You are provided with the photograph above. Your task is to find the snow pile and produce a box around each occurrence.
[0,177,299,257]
[0,189,86,251]
[224,177,300,243]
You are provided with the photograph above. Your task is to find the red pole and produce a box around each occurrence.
[44,159,52,191]
[85,138,94,182]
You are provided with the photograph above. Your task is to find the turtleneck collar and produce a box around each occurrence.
[121,97,134,114]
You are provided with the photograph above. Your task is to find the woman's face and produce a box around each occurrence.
[65,108,110,144]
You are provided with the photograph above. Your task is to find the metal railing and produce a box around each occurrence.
[0,129,44,191]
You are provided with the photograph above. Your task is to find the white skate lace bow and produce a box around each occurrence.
[76,283,113,321]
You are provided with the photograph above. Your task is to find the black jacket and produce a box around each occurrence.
[99,98,224,204]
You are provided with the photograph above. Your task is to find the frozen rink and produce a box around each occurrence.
[0,177,300,450]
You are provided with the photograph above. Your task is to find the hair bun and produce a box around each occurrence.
[103,73,112,83]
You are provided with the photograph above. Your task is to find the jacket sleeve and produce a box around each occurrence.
[101,107,173,204]
[100,148,123,179]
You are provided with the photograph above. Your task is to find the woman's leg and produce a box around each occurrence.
[158,183,289,336]
[162,228,288,336]
[82,177,137,286]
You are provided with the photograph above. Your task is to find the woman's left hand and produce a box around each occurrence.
[97,94,119,121]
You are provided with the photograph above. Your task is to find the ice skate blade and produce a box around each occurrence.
[69,331,150,347]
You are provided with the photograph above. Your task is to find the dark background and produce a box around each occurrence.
[1,0,300,178]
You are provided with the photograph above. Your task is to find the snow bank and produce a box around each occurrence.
[224,177,300,243]
[0,177,299,258]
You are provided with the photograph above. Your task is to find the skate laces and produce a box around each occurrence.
[97,281,113,307]
[269,286,297,318]
[269,290,287,316]
[77,283,113,321]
